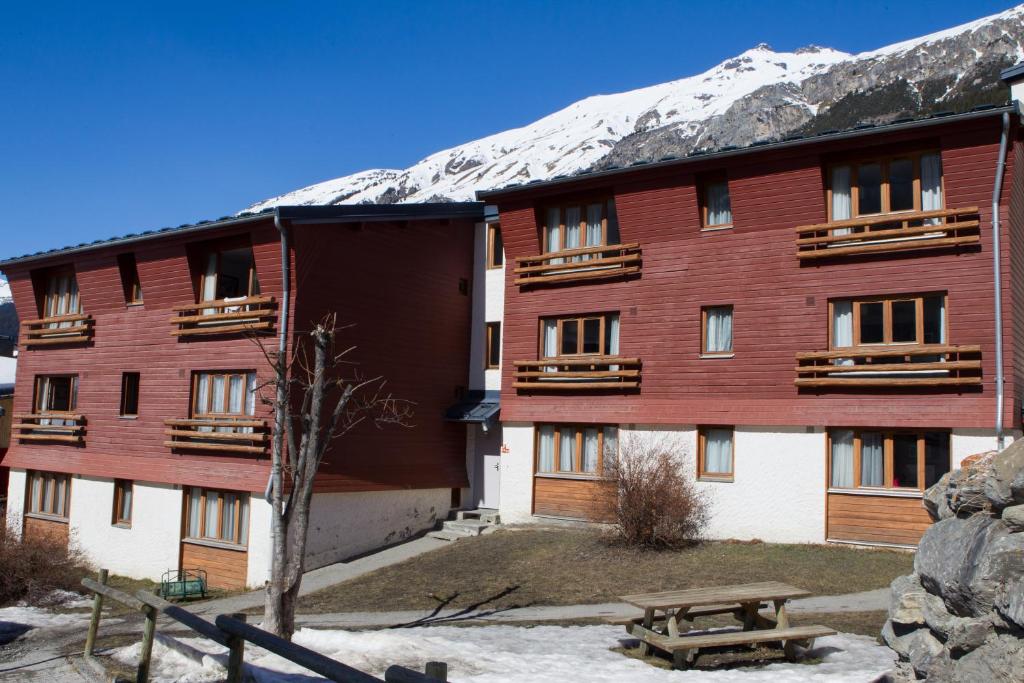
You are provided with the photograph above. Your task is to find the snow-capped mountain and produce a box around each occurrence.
[243,5,1024,211]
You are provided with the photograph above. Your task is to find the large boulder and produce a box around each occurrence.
[923,472,953,522]
[888,574,927,626]
[919,591,993,657]
[985,439,1024,511]
[1004,504,1024,532]
[948,452,995,515]
[950,634,1024,682]
[996,575,1024,629]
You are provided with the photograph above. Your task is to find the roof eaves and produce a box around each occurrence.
[476,105,1017,200]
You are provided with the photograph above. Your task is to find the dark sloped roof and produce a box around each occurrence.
[0,202,485,268]
[476,104,1017,200]
[445,390,500,425]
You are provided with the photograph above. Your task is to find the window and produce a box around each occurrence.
[34,375,77,423]
[831,294,945,349]
[192,371,257,418]
[701,306,734,355]
[542,199,620,256]
[40,268,82,325]
[113,479,133,526]
[828,151,943,220]
[540,313,619,358]
[184,487,249,546]
[485,322,501,369]
[200,246,259,303]
[120,372,140,417]
[829,430,950,491]
[536,425,618,476]
[117,253,143,304]
[700,173,732,228]
[27,471,70,519]
[487,224,504,268]
[698,427,734,480]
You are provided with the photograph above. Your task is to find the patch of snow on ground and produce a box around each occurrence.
[0,603,89,631]
[115,625,896,683]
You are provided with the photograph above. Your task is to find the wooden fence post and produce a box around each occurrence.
[84,568,108,657]
[137,601,158,683]
[224,612,247,683]
[425,661,448,681]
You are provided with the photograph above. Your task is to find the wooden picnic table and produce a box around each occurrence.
[617,581,835,669]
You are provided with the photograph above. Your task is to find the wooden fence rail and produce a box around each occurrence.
[80,569,447,683]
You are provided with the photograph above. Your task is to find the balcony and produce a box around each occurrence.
[170,295,276,339]
[513,356,641,391]
[795,207,980,261]
[795,345,982,388]
[514,243,641,287]
[163,417,269,454]
[21,314,94,347]
[13,413,86,445]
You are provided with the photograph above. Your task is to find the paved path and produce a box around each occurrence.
[286,588,890,629]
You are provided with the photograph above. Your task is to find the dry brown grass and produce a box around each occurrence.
[297,528,912,614]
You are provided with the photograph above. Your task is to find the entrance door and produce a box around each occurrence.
[481,454,501,509]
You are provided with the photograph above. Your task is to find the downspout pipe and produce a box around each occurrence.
[993,111,1011,451]
[267,210,291,502]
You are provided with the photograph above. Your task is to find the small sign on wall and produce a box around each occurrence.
[500,443,510,454]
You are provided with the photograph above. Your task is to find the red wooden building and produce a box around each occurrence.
[479,101,1024,547]
[0,204,482,588]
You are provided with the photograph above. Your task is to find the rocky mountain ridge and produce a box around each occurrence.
[245,6,1024,211]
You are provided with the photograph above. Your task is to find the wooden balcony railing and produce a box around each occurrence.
[795,345,982,388]
[795,206,980,260]
[513,356,641,390]
[514,243,641,286]
[164,417,269,454]
[13,413,86,444]
[170,295,276,338]
[21,313,94,347]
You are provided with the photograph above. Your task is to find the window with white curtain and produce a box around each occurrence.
[699,427,734,479]
[830,295,945,348]
[542,200,621,258]
[828,151,943,221]
[540,314,620,358]
[26,470,71,518]
[701,175,732,228]
[702,306,733,355]
[536,425,618,476]
[41,270,82,329]
[184,487,250,546]
[829,430,949,491]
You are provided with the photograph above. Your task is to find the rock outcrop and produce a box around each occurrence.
[883,441,1024,680]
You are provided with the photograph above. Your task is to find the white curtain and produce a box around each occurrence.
[705,307,733,353]
[545,207,562,264]
[832,300,854,366]
[30,475,42,512]
[188,488,201,537]
[204,491,219,538]
[222,493,237,542]
[860,432,884,487]
[582,204,603,261]
[607,315,620,370]
[564,206,581,261]
[542,319,558,373]
[559,429,576,471]
[196,374,210,415]
[602,426,618,471]
[582,428,599,473]
[707,182,732,226]
[538,426,555,472]
[121,485,133,520]
[704,429,732,474]
[921,153,943,225]
[212,375,225,413]
[831,165,852,236]
[830,430,855,487]
[237,496,250,545]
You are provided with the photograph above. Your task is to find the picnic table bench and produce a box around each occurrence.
[617,581,836,669]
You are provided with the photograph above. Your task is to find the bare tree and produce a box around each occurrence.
[259,314,412,638]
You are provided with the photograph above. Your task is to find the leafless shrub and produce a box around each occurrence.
[0,528,90,606]
[600,433,710,549]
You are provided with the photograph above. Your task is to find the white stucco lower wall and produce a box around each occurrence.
[497,422,536,523]
[5,469,26,538]
[246,495,273,587]
[302,488,450,571]
[69,478,183,581]
[950,429,1018,467]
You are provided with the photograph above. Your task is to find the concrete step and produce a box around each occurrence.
[456,509,501,525]
[426,530,466,542]
[442,520,490,537]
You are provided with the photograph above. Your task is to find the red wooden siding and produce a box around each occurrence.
[2,219,289,492]
[496,116,1021,431]
[291,219,474,492]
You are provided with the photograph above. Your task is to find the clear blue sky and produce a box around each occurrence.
[0,0,1016,259]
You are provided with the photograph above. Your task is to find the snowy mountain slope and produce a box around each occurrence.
[244,5,1024,211]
